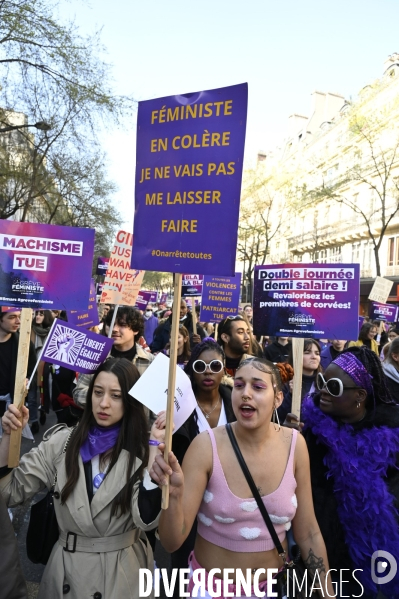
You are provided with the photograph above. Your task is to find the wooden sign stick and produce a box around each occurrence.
[8,308,33,468]
[191,297,198,335]
[291,337,304,420]
[108,305,119,338]
[162,273,183,510]
[214,323,218,340]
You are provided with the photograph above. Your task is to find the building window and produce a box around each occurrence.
[387,237,399,266]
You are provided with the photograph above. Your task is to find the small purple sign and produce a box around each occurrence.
[253,263,360,340]
[96,283,104,297]
[159,293,168,304]
[131,83,248,276]
[0,220,95,310]
[41,320,113,373]
[369,301,399,323]
[200,273,241,322]
[182,274,204,297]
[96,256,109,276]
[136,290,155,311]
[67,279,100,328]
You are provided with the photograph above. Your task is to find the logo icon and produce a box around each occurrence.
[371,550,397,585]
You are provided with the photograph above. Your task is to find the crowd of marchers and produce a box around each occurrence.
[0,301,399,599]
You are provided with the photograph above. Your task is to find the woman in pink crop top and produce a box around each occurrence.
[151,357,335,598]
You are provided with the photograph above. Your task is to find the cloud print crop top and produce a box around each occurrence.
[197,427,298,552]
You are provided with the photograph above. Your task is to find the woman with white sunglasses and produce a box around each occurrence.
[289,345,399,598]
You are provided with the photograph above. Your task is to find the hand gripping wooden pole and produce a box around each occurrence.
[162,273,183,510]
[291,337,304,420]
[8,308,33,468]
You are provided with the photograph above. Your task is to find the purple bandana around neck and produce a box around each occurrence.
[80,422,121,463]
[333,352,374,395]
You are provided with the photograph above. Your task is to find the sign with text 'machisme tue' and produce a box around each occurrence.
[253,263,360,340]
[132,83,248,276]
[0,220,95,310]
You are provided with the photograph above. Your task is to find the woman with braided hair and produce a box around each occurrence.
[288,345,399,598]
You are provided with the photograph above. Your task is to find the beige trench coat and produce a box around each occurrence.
[0,425,159,599]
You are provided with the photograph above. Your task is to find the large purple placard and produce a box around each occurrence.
[253,264,360,340]
[67,279,100,328]
[369,301,399,323]
[41,320,113,373]
[0,221,94,310]
[200,273,241,322]
[132,83,248,276]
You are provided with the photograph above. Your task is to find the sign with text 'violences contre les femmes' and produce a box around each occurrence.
[132,83,248,276]
[0,220,95,310]
[253,263,360,340]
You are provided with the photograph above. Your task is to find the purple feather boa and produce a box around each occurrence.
[302,396,399,597]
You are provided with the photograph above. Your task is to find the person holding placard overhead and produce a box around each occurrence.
[150,356,334,598]
[0,358,165,599]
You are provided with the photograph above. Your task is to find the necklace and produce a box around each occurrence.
[197,395,221,419]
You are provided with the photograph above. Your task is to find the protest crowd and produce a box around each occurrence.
[0,80,398,599]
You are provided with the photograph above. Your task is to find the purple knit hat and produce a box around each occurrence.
[333,352,374,396]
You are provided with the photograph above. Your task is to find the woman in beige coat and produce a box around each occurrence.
[0,358,161,599]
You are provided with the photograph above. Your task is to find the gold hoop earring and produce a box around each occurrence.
[272,407,281,432]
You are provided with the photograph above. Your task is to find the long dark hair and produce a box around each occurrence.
[61,358,149,516]
[359,322,377,342]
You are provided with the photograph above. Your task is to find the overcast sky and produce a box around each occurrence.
[59,0,399,228]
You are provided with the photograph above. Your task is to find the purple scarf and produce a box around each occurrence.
[80,422,122,463]
[302,396,399,597]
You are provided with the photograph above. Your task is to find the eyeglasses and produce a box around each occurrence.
[316,372,360,397]
[192,359,224,374]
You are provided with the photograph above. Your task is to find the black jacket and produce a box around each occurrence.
[264,340,292,363]
[150,312,206,352]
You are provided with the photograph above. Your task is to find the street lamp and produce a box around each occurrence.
[0,121,51,133]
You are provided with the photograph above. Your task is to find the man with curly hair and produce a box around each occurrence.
[73,307,154,407]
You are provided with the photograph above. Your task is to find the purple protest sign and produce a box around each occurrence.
[96,256,109,276]
[96,283,104,297]
[132,83,248,276]
[0,220,94,310]
[369,301,399,323]
[200,273,241,322]
[136,290,154,311]
[160,293,168,304]
[253,263,360,340]
[67,279,100,328]
[40,320,113,373]
[182,274,204,297]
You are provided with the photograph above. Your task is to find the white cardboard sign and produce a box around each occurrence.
[129,352,197,431]
[368,276,394,304]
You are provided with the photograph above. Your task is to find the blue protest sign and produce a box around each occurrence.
[41,320,113,373]
[132,83,248,276]
[253,263,360,340]
[200,273,241,322]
